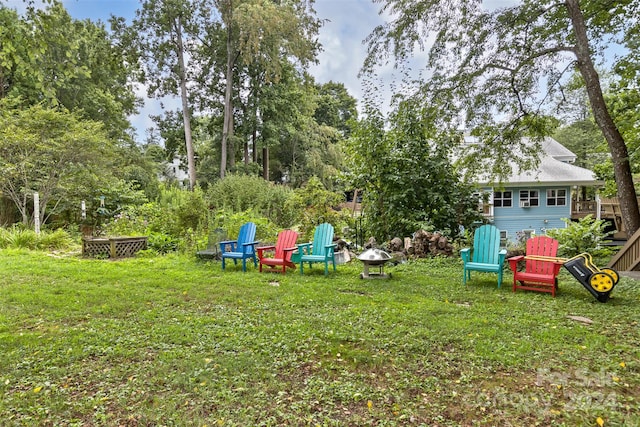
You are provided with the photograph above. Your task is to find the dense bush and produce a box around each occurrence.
[344,102,482,243]
[100,185,208,253]
[284,176,351,241]
[0,227,74,251]
[546,215,613,257]
[206,174,298,228]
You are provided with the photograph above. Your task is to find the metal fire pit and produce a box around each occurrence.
[357,248,392,279]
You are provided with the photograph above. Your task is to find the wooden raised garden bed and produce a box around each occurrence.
[82,236,148,258]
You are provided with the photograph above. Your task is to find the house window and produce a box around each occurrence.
[494,191,512,207]
[519,190,539,207]
[547,189,567,206]
[474,191,492,214]
[521,229,535,240]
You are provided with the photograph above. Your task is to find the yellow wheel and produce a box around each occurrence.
[590,272,614,293]
[601,268,619,284]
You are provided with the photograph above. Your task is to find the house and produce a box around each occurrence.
[474,137,603,243]
[161,157,189,187]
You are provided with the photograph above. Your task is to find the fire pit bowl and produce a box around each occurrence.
[357,248,392,279]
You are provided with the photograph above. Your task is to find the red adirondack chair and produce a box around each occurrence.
[508,236,563,297]
[256,230,299,274]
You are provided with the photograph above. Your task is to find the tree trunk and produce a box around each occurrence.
[252,127,257,163]
[175,17,196,190]
[262,146,269,180]
[565,0,640,237]
[221,22,234,179]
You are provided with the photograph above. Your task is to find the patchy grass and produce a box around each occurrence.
[0,249,638,426]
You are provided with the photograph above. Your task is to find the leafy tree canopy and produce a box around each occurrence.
[0,98,116,225]
[363,0,640,235]
[345,99,481,242]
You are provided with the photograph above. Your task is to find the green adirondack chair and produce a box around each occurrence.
[220,222,259,272]
[460,224,507,287]
[293,223,337,275]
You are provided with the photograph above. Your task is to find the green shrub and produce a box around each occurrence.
[206,175,297,228]
[284,177,349,241]
[546,215,613,257]
[37,229,73,250]
[100,185,209,254]
[147,232,179,254]
[0,227,74,251]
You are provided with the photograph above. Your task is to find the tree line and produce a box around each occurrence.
[0,0,357,227]
[1,0,639,244]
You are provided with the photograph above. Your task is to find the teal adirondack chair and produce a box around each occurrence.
[460,224,507,287]
[293,223,336,275]
[220,222,259,272]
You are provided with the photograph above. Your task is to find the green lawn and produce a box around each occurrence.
[0,249,638,426]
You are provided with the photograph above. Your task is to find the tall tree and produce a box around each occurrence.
[211,0,321,178]
[364,0,640,236]
[0,2,139,142]
[314,81,358,137]
[129,0,199,189]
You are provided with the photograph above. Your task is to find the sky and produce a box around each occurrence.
[2,0,390,143]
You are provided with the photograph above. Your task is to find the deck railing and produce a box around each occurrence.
[608,226,640,271]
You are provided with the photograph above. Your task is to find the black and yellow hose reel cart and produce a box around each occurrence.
[525,252,619,302]
[563,253,619,302]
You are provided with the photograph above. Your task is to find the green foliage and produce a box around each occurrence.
[0,98,113,225]
[546,215,613,257]
[314,81,358,137]
[147,232,179,254]
[1,1,138,140]
[345,102,481,242]
[101,185,208,253]
[0,227,74,251]
[284,176,348,241]
[206,174,297,228]
[210,209,279,243]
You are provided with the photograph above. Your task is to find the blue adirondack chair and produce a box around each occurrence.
[460,224,507,287]
[219,222,259,272]
[293,223,336,275]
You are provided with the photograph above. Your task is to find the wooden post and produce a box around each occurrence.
[33,192,40,235]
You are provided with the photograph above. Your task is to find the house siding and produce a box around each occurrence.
[486,186,571,242]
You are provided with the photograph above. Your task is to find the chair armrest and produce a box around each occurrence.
[219,240,237,252]
[283,246,298,253]
[508,255,524,272]
[297,242,312,255]
[460,248,471,263]
[325,243,337,256]
[498,249,507,264]
[552,261,564,275]
[256,244,275,258]
[242,241,260,254]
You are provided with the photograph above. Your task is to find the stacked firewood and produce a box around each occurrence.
[364,230,455,260]
[409,230,454,257]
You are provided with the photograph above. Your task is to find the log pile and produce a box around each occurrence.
[410,230,454,257]
[358,230,456,260]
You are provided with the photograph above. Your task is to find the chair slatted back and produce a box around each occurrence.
[525,236,559,275]
[237,222,257,254]
[472,224,502,264]
[275,230,298,261]
[311,223,334,256]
